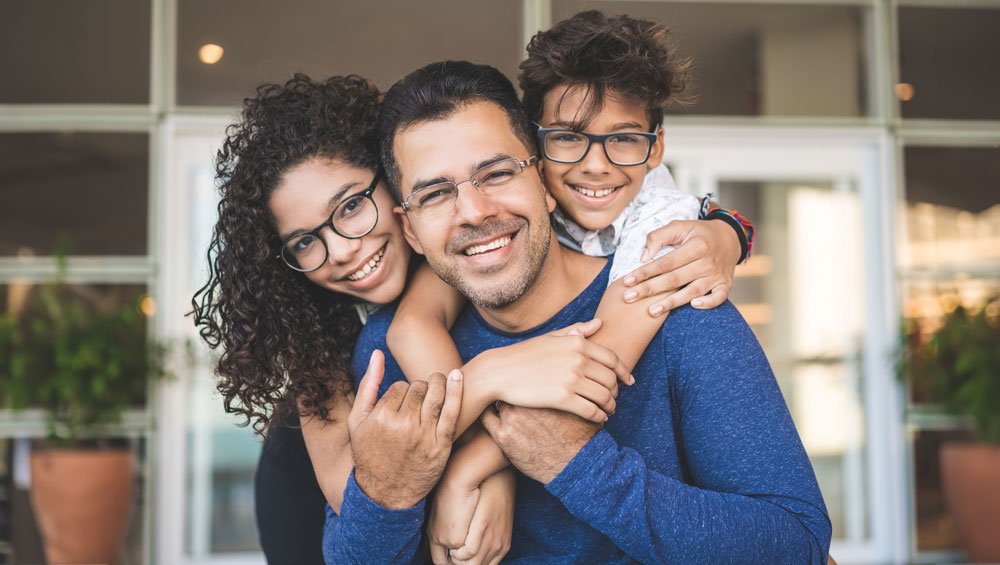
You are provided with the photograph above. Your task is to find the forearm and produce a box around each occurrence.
[441,425,510,490]
[299,395,354,513]
[547,431,830,563]
[592,277,665,371]
[322,472,424,564]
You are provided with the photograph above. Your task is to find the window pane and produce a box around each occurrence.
[901,146,1000,275]
[176,0,523,106]
[717,178,868,542]
[898,7,1000,120]
[0,1,150,104]
[553,2,869,117]
[0,132,148,256]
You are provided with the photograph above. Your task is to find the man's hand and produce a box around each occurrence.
[348,350,463,509]
[480,405,600,484]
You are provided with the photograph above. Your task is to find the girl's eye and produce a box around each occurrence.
[338,195,364,217]
[291,235,317,254]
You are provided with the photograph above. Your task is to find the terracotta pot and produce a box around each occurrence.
[940,443,1000,563]
[29,449,135,565]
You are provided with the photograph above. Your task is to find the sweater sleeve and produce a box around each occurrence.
[546,302,832,564]
[322,470,424,564]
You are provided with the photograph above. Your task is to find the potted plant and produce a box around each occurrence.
[898,297,1000,562]
[0,255,165,565]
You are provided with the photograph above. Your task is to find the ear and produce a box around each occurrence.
[647,127,666,171]
[535,160,558,213]
[394,206,425,255]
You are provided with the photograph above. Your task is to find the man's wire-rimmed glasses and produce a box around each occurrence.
[400,156,539,219]
[536,124,658,166]
[278,175,380,272]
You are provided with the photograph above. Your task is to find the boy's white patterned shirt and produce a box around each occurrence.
[551,164,700,284]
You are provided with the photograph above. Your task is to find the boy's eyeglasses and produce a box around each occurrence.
[536,125,658,166]
[278,175,380,273]
[401,156,538,219]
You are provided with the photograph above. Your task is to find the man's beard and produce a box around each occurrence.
[432,217,550,309]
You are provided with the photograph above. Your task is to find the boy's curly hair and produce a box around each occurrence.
[191,73,381,434]
[519,10,692,131]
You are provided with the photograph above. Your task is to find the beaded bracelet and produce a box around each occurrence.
[705,208,755,264]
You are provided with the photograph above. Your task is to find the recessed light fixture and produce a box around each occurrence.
[199,44,224,65]
[895,82,915,102]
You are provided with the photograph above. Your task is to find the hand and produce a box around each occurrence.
[348,350,463,509]
[623,219,740,315]
[448,468,516,565]
[481,405,601,484]
[427,477,481,559]
[468,319,632,424]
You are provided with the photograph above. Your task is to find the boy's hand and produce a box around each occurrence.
[348,351,464,510]
[623,219,740,315]
[468,319,632,424]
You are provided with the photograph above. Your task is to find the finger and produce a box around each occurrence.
[580,341,632,386]
[421,372,448,427]
[691,282,731,309]
[548,318,602,338]
[450,510,486,562]
[480,407,501,440]
[565,392,611,423]
[436,369,464,444]
[401,379,429,416]
[649,280,714,317]
[627,239,703,288]
[638,219,691,263]
[626,259,704,304]
[578,370,617,414]
[348,350,385,429]
[429,541,450,565]
[380,380,411,413]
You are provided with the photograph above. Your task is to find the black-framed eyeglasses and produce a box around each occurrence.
[277,175,380,273]
[400,156,539,219]
[536,124,659,166]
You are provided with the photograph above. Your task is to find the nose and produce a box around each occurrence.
[452,182,499,227]
[578,139,612,176]
[323,227,363,265]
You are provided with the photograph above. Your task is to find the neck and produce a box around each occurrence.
[474,233,605,333]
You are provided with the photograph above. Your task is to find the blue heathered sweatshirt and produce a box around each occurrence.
[324,258,832,564]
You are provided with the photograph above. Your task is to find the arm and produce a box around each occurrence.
[300,394,354,514]
[485,306,831,564]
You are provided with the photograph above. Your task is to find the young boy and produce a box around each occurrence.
[386,11,753,561]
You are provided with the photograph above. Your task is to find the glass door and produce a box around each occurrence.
[665,125,905,564]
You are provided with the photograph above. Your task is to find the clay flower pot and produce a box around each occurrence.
[940,443,1000,562]
[29,449,135,565]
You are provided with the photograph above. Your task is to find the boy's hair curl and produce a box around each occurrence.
[519,10,692,131]
[191,73,381,434]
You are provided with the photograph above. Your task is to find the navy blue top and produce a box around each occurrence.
[324,258,831,564]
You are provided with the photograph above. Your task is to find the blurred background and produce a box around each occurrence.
[0,0,997,563]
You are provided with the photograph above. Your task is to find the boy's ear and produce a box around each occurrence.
[394,205,425,255]
[647,127,666,170]
[536,159,558,213]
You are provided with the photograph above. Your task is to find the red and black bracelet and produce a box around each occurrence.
[705,208,755,264]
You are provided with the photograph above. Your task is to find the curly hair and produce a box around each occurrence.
[519,10,692,131]
[191,74,381,434]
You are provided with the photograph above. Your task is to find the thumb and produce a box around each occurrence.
[641,220,689,262]
[550,318,602,338]
[480,407,501,440]
[436,369,464,444]
[348,350,384,431]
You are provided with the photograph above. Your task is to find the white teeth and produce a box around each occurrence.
[572,185,615,198]
[464,236,512,256]
[347,246,385,281]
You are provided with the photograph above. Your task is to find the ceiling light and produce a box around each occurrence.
[199,44,224,65]
[895,83,915,102]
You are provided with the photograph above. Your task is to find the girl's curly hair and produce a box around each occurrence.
[519,10,692,131]
[191,73,381,434]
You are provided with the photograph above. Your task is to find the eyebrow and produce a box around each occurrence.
[546,120,646,132]
[409,153,512,193]
[277,180,362,241]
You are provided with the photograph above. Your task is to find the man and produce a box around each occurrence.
[325,60,831,564]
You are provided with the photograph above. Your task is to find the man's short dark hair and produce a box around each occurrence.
[378,60,537,201]
[519,10,691,132]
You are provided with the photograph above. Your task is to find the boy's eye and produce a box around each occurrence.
[608,133,642,145]
[550,132,586,144]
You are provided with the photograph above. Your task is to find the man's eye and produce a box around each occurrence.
[418,187,455,208]
[479,169,515,185]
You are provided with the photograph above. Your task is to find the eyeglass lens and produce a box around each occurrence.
[407,158,525,217]
[542,131,651,165]
[281,192,378,272]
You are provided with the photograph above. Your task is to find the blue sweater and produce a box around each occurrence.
[325,259,831,564]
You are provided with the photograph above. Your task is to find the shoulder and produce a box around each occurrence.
[351,302,399,385]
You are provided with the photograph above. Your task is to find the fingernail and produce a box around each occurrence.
[624,275,636,286]
[640,249,650,262]
[368,350,378,368]
[604,414,609,422]
[630,374,636,385]
[449,369,463,381]
[650,305,664,316]
[624,290,637,302]
[692,299,703,308]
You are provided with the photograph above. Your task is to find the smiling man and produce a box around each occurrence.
[324,60,832,564]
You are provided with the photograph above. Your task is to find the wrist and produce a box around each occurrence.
[355,468,423,510]
[461,352,501,409]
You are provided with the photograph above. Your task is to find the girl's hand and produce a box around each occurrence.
[428,480,481,563]
[623,219,741,315]
[447,468,516,565]
[470,319,632,423]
